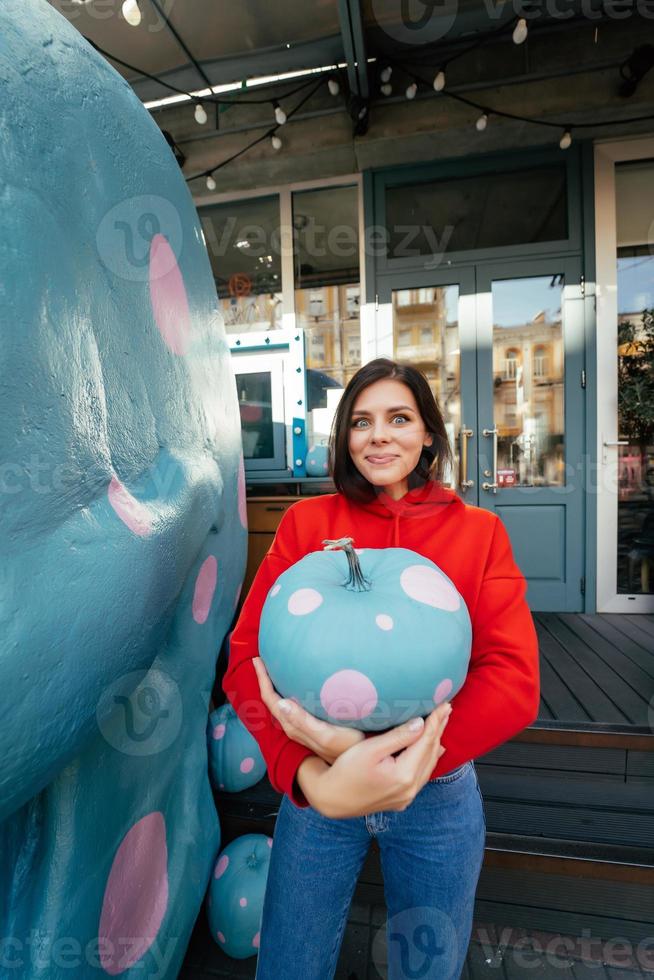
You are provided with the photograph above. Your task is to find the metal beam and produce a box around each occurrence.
[337,0,369,100]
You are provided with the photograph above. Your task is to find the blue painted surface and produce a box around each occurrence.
[0,2,247,976]
[259,547,471,731]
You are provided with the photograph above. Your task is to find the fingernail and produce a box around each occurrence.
[278,700,292,714]
[444,702,453,714]
[408,717,424,731]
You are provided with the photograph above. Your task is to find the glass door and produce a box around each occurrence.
[377,268,479,500]
[378,258,586,611]
[595,146,654,612]
[475,258,586,611]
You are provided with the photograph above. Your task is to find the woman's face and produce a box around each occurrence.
[348,378,433,500]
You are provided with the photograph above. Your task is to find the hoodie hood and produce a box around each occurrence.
[347,479,464,547]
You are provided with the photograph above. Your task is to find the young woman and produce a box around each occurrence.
[223,357,540,980]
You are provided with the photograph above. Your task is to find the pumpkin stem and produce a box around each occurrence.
[322,536,372,592]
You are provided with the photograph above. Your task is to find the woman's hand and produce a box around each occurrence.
[296,703,452,819]
[252,657,365,765]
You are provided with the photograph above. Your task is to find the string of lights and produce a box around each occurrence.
[95,4,654,176]
[188,79,326,190]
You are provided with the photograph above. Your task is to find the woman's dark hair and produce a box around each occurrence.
[328,357,454,503]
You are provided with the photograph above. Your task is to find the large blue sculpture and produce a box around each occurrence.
[0,2,247,976]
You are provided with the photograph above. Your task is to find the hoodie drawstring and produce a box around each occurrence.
[393,513,400,548]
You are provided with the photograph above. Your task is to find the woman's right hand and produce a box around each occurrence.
[296,702,453,819]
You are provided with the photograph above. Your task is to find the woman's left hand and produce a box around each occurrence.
[252,657,365,765]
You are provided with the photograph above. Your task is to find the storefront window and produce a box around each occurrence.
[293,185,361,446]
[198,196,282,333]
[615,159,654,595]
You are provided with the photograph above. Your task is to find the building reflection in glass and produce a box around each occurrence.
[491,275,565,487]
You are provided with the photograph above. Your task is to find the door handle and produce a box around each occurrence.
[602,440,628,446]
[482,427,498,493]
[459,427,474,491]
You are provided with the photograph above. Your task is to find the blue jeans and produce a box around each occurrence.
[255,760,486,980]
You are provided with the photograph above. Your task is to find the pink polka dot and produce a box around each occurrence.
[375,613,394,631]
[192,555,218,624]
[288,588,323,616]
[240,757,255,774]
[237,453,247,529]
[434,679,453,704]
[149,233,191,356]
[214,854,229,879]
[239,897,248,907]
[219,783,224,789]
[98,812,168,974]
[320,670,378,721]
[400,564,460,611]
[212,723,226,740]
[252,932,260,949]
[267,837,273,847]
[269,584,281,597]
[217,931,226,944]
[107,475,153,537]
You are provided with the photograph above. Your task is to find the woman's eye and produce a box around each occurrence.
[352,415,409,427]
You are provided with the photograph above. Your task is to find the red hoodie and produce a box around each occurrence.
[222,480,540,808]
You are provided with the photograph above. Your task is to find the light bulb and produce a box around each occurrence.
[559,129,572,149]
[513,17,528,44]
[406,82,417,100]
[194,103,207,125]
[381,83,392,96]
[122,0,141,26]
[206,175,216,191]
[433,70,445,92]
[476,112,488,131]
[380,66,392,83]
[271,135,283,151]
[274,103,287,125]
[328,78,340,96]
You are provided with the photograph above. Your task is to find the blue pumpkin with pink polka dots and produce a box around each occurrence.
[259,537,472,731]
[207,833,272,959]
[208,703,267,793]
[305,442,329,477]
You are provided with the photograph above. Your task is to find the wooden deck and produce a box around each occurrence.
[533,613,654,733]
[180,910,654,979]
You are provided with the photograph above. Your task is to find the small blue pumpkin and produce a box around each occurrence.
[208,702,267,793]
[259,537,471,731]
[305,442,329,477]
[207,833,272,959]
